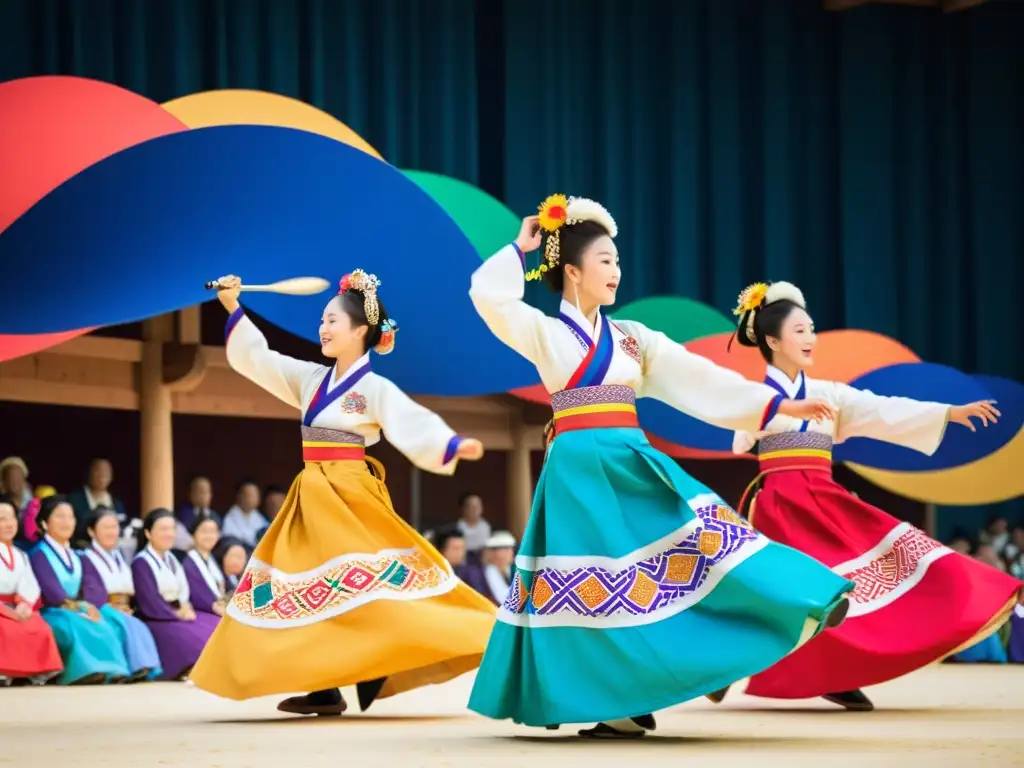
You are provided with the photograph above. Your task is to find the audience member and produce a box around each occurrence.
[435,527,489,596]
[456,492,491,563]
[221,481,267,549]
[482,530,517,605]
[67,459,128,547]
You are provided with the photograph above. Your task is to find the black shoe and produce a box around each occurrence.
[707,685,731,704]
[825,598,850,629]
[277,688,348,716]
[578,714,656,739]
[356,677,387,712]
[822,690,874,712]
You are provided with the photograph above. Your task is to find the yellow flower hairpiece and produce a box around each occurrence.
[733,282,769,316]
[526,194,569,282]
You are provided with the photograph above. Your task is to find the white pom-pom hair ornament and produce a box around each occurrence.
[764,281,806,309]
[527,194,618,281]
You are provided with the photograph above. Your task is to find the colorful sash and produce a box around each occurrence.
[303,357,372,427]
[764,371,809,432]
[560,311,617,390]
[550,385,640,434]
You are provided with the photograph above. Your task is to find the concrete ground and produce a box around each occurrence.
[2,665,1021,768]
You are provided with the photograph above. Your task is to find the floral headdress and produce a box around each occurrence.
[525,194,619,281]
[338,269,398,355]
[729,281,807,349]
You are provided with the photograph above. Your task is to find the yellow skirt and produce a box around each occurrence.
[189,457,497,701]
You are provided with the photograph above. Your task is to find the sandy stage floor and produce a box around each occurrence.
[2,664,1022,767]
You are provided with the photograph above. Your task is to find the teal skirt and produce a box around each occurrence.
[467,426,854,727]
[42,606,132,685]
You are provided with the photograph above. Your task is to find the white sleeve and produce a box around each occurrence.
[17,551,42,605]
[374,376,464,476]
[485,566,509,604]
[177,562,191,605]
[834,382,951,455]
[619,321,780,433]
[732,431,759,455]
[224,308,326,409]
[469,244,557,366]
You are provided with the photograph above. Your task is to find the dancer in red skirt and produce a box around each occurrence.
[711,281,1023,711]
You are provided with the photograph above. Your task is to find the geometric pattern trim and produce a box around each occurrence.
[501,503,761,628]
[839,525,945,615]
[226,547,455,630]
[299,425,366,445]
[833,522,952,619]
[759,431,834,453]
[550,384,636,414]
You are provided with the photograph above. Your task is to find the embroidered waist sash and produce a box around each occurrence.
[108,593,131,609]
[758,432,833,473]
[0,593,15,606]
[550,385,639,435]
[300,426,366,462]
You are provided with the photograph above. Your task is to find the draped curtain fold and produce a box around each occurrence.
[503,0,1023,382]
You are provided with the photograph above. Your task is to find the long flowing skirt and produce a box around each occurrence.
[467,427,855,727]
[743,468,1023,698]
[142,613,219,681]
[189,457,497,700]
[41,606,131,684]
[0,609,63,680]
[99,604,163,680]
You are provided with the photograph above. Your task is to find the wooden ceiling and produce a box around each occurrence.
[824,0,986,11]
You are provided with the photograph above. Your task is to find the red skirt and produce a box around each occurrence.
[743,468,1022,699]
[0,599,63,680]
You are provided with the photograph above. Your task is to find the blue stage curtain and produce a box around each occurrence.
[502,0,1023,383]
[0,0,484,181]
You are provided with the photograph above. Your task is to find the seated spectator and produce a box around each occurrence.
[0,500,62,685]
[0,456,33,514]
[29,496,131,684]
[175,475,220,551]
[80,509,162,681]
[254,485,286,544]
[212,536,248,598]
[67,459,128,548]
[456,493,491,565]
[221,481,267,549]
[482,530,517,605]
[979,515,1010,557]
[435,527,488,596]
[1004,525,1024,579]
[183,515,227,617]
[131,509,218,681]
[974,543,1008,572]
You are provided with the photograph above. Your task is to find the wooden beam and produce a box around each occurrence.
[51,335,142,362]
[162,343,209,393]
[0,377,139,410]
[943,0,985,11]
[177,306,201,344]
[823,0,871,10]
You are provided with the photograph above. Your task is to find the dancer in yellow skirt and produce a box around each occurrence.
[189,271,497,716]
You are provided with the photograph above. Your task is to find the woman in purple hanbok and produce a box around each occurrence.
[1007,604,1024,663]
[80,508,163,681]
[182,515,227,618]
[130,509,218,680]
[28,496,130,684]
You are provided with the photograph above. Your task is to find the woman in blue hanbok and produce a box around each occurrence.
[80,508,163,681]
[28,496,131,684]
[467,197,856,738]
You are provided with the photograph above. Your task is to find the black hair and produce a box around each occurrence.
[434,526,464,554]
[541,220,612,294]
[734,300,803,363]
[136,507,175,551]
[37,494,72,534]
[235,479,259,494]
[189,512,220,537]
[335,290,391,353]
[263,485,285,496]
[86,505,120,534]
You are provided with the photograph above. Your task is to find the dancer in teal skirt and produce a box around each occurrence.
[467,194,855,739]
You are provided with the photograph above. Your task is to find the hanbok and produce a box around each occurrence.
[29,536,131,684]
[131,545,218,680]
[1008,604,1024,663]
[733,366,1023,699]
[466,244,855,728]
[183,549,226,616]
[187,308,496,702]
[0,542,62,683]
[80,543,162,680]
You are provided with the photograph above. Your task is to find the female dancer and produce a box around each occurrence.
[717,280,1023,710]
[188,270,497,716]
[467,196,856,739]
[80,508,163,680]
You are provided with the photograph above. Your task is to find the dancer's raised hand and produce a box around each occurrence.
[778,399,838,424]
[949,400,1000,432]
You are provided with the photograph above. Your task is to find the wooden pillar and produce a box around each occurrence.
[924,503,938,539]
[506,416,533,540]
[139,315,175,515]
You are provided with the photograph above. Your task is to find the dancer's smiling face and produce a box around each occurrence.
[765,305,817,371]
